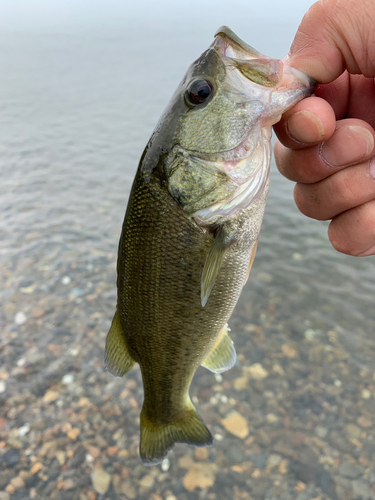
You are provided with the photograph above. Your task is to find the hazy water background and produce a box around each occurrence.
[1,1,375,499]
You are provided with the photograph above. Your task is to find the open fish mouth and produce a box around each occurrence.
[186,28,316,225]
[166,26,316,226]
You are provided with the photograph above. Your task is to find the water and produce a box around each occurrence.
[1,2,375,499]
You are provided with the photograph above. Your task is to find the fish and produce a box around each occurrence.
[105,26,316,465]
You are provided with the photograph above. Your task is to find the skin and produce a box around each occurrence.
[273,0,375,256]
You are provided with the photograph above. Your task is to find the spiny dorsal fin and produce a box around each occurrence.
[105,310,135,377]
[201,324,236,373]
[201,230,232,307]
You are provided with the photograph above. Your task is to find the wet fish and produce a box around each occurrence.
[105,26,316,465]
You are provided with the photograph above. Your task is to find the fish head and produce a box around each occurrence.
[145,27,316,225]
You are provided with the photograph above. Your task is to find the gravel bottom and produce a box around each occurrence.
[1,256,375,500]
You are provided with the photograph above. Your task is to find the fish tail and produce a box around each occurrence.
[139,401,213,465]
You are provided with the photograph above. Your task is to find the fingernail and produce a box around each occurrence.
[321,126,374,167]
[370,157,375,180]
[286,110,325,143]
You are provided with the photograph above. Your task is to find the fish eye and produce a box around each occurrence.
[186,79,213,106]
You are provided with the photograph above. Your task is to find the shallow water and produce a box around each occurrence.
[1,3,375,499]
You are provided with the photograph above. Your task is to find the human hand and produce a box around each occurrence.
[273,0,375,256]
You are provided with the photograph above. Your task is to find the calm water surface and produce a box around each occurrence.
[1,7,375,499]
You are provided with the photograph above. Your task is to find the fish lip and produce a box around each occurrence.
[213,26,262,58]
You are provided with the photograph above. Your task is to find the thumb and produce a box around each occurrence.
[287,0,375,83]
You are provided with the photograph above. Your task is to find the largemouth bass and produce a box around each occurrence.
[105,26,316,465]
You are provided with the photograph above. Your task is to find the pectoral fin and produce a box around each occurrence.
[105,310,135,377]
[245,239,258,284]
[201,324,236,373]
[201,230,232,307]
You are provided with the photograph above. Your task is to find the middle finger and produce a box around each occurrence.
[294,158,375,220]
[275,119,375,183]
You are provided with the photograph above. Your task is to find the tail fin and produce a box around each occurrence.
[140,403,213,465]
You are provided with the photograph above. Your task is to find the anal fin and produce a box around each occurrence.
[105,310,135,377]
[201,324,236,373]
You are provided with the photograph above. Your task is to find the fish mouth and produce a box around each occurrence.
[185,27,317,225]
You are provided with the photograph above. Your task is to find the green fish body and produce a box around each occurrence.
[105,27,316,465]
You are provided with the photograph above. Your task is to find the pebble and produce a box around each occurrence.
[345,423,361,439]
[43,390,59,403]
[195,448,209,460]
[338,462,364,479]
[361,389,371,399]
[18,424,30,436]
[14,311,27,325]
[234,376,248,391]
[3,449,20,467]
[352,480,375,499]
[31,306,45,318]
[63,478,75,490]
[266,413,279,424]
[244,363,268,380]
[315,426,328,438]
[178,455,194,469]
[10,476,25,490]
[304,329,317,341]
[221,411,249,438]
[161,458,170,471]
[139,474,155,489]
[61,276,71,285]
[30,463,43,475]
[183,463,217,491]
[91,469,111,495]
[67,428,80,440]
[0,381,6,393]
[357,416,372,428]
[267,454,281,469]
[282,344,298,358]
[62,374,74,384]
[85,445,101,459]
